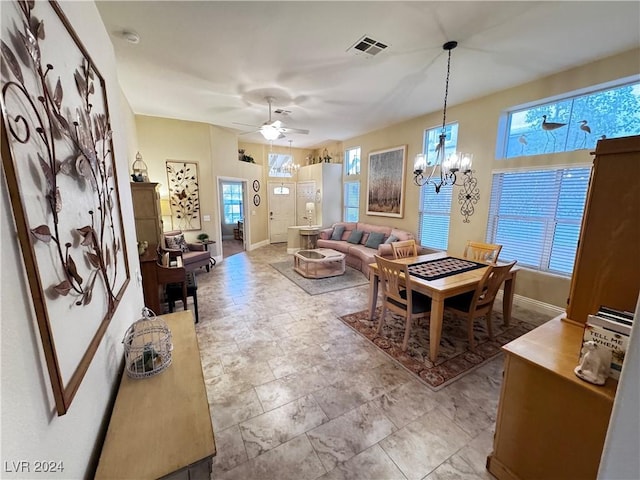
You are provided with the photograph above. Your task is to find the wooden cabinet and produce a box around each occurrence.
[131,182,163,246]
[487,316,616,480]
[565,135,640,323]
[488,136,640,480]
[95,311,216,479]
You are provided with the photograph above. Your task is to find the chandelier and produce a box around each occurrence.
[281,140,300,174]
[413,41,475,193]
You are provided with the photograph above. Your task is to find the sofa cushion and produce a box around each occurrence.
[365,231,385,249]
[378,243,393,257]
[347,230,364,244]
[390,228,414,241]
[331,225,346,240]
[384,234,399,244]
[317,239,351,254]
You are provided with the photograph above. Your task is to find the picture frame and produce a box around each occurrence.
[366,145,407,218]
[253,194,261,206]
[166,161,201,231]
[253,179,260,192]
[0,0,130,415]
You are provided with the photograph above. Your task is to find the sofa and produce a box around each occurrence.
[317,222,435,278]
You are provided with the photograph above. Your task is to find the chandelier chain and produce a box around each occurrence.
[441,47,453,133]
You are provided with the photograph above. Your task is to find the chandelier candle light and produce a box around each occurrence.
[413,41,475,193]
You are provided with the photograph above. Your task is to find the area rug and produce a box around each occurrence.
[270,260,368,295]
[339,307,536,391]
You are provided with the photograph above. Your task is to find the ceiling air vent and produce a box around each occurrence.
[348,35,390,57]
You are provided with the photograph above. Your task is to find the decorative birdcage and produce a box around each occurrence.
[123,308,173,379]
[131,151,149,182]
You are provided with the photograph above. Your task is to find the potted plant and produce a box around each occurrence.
[197,233,209,242]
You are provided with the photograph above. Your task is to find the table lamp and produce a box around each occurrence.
[305,202,315,226]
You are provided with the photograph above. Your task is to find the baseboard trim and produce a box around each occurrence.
[496,290,565,318]
[248,239,270,251]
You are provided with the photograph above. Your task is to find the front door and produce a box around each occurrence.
[268,182,296,243]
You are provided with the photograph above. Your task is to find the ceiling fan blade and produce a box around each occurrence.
[238,129,259,136]
[233,121,261,128]
[281,127,309,135]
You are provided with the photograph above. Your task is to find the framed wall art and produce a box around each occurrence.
[0,0,130,415]
[366,145,407,218]
[166,161,201,231]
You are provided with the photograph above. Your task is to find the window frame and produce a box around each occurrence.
[486,165,592,276]
[497,76,640,159]
[343,146,361,222]
[221,181,244,225]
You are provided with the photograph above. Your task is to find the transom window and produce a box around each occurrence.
[345,147,361,176]
[486,167,591,275]
[500,79,640,158]
[268,153,294,177]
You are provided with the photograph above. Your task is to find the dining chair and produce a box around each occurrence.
[374,255,432,351]
[391,239,418,259]
[444,261,517,351]
[463,241,503,263]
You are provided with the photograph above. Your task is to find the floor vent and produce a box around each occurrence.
[347,35,389,57]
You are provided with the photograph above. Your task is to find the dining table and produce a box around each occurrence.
[368,251,519,362]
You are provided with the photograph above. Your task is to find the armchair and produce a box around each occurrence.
[161,230,211,272]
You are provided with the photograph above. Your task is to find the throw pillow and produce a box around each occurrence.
[330,225,346,240]
[166,233,189,253]
[365,231,386,249]
[384,234,399,244]
[347,230,364,244]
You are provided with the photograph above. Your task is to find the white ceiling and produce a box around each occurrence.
[95,1,640,149]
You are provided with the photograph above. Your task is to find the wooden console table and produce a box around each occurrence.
[95,311,215,479]
[487,315,616,480]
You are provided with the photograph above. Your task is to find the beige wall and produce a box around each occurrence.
[1,2,143,477]
[136,117,271,251]
[342,48,639,308]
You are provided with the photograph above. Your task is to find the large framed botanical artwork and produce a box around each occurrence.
[166,160,201,231]
[0,1,130,415]
[366,145,407,218]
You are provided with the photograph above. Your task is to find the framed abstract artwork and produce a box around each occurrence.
[1,0,130,415]
[166,160,201,231]
[366,145,407,218]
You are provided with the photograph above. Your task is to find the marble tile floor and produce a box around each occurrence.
[194,243,551,480]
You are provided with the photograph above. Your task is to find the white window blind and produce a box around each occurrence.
[418,183,452,250]
[486,167,591,275]
[344,181,360,222]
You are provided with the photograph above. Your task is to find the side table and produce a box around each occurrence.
[299,228,320,250]
[199,240,217,267]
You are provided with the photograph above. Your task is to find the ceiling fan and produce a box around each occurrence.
[235,96,309,140]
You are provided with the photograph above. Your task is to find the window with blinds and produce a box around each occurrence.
[344,181,360,222]
[486,167,591,275]
[221,182,244,224]
[418,183,452,250]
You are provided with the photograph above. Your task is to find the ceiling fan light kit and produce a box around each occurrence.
[237,96,309,142]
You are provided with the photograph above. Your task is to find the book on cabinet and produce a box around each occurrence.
[581,321,629,380]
